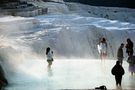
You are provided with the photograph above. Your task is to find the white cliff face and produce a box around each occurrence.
[30,1,135,23]
[0,14,135,59]
[33,14,135,58]
[66,2,135,23]
[0,2,135,66]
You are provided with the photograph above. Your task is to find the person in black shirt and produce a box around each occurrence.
[111,61,125,86]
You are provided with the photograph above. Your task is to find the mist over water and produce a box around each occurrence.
[0,14,135,85]
[0,1,135,89]
[0,15,135,60]
[0,16,44,84]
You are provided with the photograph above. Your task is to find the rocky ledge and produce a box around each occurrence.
[0,1,48,17]
[0,65,8,89]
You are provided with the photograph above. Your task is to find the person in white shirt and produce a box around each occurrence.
[97,38,107,60]
[46,47,53,68]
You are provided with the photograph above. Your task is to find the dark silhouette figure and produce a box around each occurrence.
[127,55,135,75]
[111,61,125,86]
[46,47,53,68]
[125,38,134,56]
[117,43,124,65]
[97,37,107,60]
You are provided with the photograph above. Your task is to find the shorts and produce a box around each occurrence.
[47,59,53,62]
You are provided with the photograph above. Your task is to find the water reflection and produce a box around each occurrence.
[47,67,53,77]
[116,86,123,90]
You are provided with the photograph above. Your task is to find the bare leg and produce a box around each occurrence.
[100,52,104,60]
[48,61,52,68]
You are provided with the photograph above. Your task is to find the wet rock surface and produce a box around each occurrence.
[0,65,8,89]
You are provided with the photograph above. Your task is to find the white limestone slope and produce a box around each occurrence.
[66,2,135,23]
[0,14,135,59]
[30,1,135,23]
[0,2,135,90]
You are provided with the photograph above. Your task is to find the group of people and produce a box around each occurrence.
[125,39,135,75]
[112,38,134,87]
[95,37,134,87]
[45,38,134,88]
[117,38,134,65]
[116,38,135,76]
